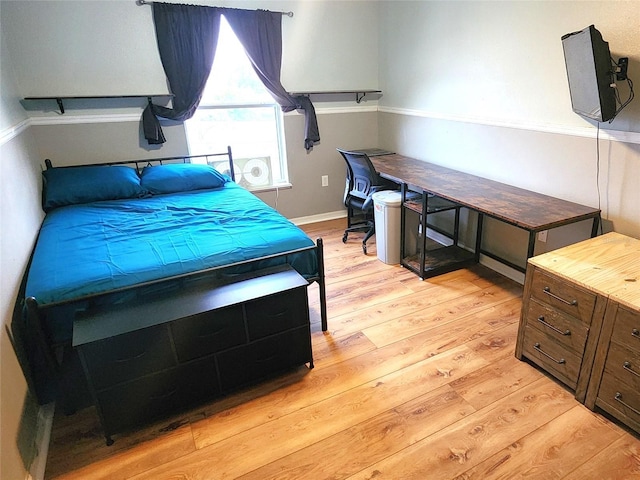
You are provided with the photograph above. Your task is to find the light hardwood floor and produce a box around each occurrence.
[45,219,640,479]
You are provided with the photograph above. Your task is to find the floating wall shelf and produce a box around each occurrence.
[290,90,382,103]
[22,94,174,114]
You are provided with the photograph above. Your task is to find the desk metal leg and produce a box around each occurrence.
[591,214,601,237]
[316,238,328,332]
[527,231,536,259]
[400,183,407,261]
[419,192,428,279]
[475,212,484,263]
[453,207,461,246]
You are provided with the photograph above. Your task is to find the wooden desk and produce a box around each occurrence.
[369,153,601,275]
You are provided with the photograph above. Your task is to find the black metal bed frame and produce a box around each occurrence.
[12,148,328,406]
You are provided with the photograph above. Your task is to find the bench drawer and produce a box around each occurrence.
[171,305,246,361]
[97,356,219,436]
[79,325,175,390]
[218,326,312,391]
[245,288,309,340]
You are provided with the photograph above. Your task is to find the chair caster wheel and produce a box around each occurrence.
[342,234,348,243]
[362,244,367,254]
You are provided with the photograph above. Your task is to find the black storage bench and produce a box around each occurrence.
[72,265,313,445]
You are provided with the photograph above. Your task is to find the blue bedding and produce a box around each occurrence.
[26,181,317,307]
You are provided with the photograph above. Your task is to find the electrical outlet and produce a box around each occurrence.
[321,175,329,187]
[538,230,548,242]
[617,57,629,81]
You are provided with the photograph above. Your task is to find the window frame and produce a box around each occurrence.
[185,16,290,192]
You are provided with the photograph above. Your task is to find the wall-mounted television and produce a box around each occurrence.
[561,25,616,122]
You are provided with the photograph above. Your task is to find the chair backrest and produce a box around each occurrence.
[337,149,383,201]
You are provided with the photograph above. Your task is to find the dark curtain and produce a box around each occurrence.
[223,8,320,151]
[142,2,221,144]
[143,3,319,151]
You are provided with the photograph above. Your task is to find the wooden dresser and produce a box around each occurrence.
[516,232,640,432]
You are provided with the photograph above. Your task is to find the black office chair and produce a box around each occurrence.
[337,148,396,254]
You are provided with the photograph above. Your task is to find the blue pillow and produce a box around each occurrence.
[43,165,144,212]
[140,163,228,194]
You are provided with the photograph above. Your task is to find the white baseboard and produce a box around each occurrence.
[426,230,525,284]
[27,402,55,480]
[478,254,525,285]
[291,210,346,226]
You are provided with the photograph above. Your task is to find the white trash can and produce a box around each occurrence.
[372,190,403,264]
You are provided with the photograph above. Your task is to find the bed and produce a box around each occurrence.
[12,149,327,416]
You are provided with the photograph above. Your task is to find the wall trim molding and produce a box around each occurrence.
[286,105,378,116]
[4,105,638,147]
[28,113,141,126]
[0,118,31,146]
[378,106,640,145]
[316,105,378,115]
[0,104,377,143]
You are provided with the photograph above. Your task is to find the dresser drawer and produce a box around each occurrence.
[596,373,640,432]
[521,325,582,389]
[245,288,309,340]
[526,298,589,355]
[218,326,312,391]
[96,355,220,436]
[610,305,640,352]
[602,342,640,391]
[171,305,246,362]
[530,270,596,324]
[79,325,175,390]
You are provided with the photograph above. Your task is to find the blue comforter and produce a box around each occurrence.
[26,182,316,306]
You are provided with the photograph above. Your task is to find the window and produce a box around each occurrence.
[185,16,288,191]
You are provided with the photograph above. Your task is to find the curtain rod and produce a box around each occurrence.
[135,0,294,17]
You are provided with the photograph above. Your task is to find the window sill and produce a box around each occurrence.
[245,182,292,193]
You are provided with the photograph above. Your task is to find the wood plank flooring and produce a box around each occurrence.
[45,219,640,479]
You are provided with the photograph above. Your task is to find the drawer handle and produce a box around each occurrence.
[537,316,571,336]
[115,350,147,363]
[614,392,640,417]
[198,326,229,338]
[150,388,178,401]
[543,287,577,306]
[256,354,278,364]
[533,343,566,364]
[623,362,640,378]
[633,329,640,339]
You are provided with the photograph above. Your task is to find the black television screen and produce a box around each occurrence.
[561,25,616,122]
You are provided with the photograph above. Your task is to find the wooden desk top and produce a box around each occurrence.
[529,232,640,310]
[370,153,600,232]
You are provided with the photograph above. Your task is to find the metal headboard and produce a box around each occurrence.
[44,146,235,182]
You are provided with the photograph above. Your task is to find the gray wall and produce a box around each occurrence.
[1,6,46,477]
[0,130,43,480]
[28,110,380,220]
